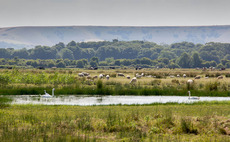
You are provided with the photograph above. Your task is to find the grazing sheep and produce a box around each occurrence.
[177,74,180,77]
[170,75,175,78]
[187,79,193,84]
[126,75,130,79]
[135,73,142,78]
[195,75,201,79]
[93,76,98,79]
[82,72,90,76]
[217,76,223,79]
[117,73,125,77]
[183,74,186,78]
[106,75,110,80]
[86,76,92,80]
[99,74,104,79]
[141,73,144,76]
[130,77,137,84]
[78,73,84,77]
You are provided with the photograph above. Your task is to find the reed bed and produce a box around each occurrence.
[0,102,229,141]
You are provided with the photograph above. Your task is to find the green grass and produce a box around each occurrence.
[0,102,230,141]
[1,85,230,97]
[1,68,230,96]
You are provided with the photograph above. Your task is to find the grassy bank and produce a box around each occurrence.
[1,68,230,96]
[0,102,230,141]
[1,85,230,97]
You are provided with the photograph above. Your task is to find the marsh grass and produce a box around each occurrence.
[0,103,230,141]
[0,96,12,108]
[1,68,230,97]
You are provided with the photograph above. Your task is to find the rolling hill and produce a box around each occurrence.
[0,25,230,48]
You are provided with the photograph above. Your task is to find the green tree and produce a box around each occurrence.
[60,48,74,60]
[76,60,85,68]
[0,48,11,58]
[191,52,202,67]
[12,48,29,59]
[67,41,77,47]
[177,52,192,68]
[114,60,121,66]
[56,61,66,68]
[90,61,98,68]
[90,57,99,63]
[168,62,180,68]
[140,57,152,65]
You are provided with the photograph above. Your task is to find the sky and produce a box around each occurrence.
[0,0,230,27]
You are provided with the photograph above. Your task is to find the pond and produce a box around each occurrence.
[8,95,230,105]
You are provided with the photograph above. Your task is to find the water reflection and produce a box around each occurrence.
[6,95,230,106]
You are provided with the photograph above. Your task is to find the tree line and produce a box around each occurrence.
[0,40,230,68]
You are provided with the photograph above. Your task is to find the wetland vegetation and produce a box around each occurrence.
[0,68,230,97]
[0,102,229,141]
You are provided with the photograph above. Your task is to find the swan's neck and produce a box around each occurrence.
[52,89,54,96]
[188,91,191,97]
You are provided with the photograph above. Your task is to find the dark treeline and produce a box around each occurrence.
[0,40,230,68]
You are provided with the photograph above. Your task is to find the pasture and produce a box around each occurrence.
[0,68,230,96]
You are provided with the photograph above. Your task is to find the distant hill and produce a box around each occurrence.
[0,25,230,48]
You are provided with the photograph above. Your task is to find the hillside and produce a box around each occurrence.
[0,25,230,48]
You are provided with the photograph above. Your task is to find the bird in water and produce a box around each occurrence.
[188,91,200,100]
[41,88,55,98]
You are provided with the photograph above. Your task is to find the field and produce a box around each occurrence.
[0,102,229,141]
[0,68,230,141]
[0,68,230,96]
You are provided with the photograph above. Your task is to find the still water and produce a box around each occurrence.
[8,95,230,106]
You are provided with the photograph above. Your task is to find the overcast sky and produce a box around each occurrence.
[0,0,230,27]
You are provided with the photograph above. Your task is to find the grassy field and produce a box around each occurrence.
[0,101,229,141]
[0,68,230,96]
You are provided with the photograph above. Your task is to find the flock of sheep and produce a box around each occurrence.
[78,72,224,85]
[78,72,138,84]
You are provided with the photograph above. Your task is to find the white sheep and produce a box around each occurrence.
[82,72,90,76]
[187,79,193,84]
[130,77,137,84]
[183,74,186,78]
[86,76,92,80]
[136,73,142,78]
[78,73,84,77]
[117,73,125,77]
[106,75,110,80]
[217,76,223,79]
[99,74,104,79]
[195,75,201,79]
[126,75,130,79]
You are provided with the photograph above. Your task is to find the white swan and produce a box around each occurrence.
[41,88,55,98]
[188,91,200,100]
